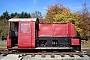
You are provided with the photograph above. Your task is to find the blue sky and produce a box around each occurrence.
[0,0,90,16]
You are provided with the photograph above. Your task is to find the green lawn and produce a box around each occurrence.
[81,40,90,48]
[81,43,90,48]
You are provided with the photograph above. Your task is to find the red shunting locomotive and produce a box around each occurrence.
[3,18,88,51]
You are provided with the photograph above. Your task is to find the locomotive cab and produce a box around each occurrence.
[7,18,37,49]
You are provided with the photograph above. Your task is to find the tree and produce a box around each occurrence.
[31,11,43,19]
[19,11,31,18]
[24,12,31,18]
[53,7,73,23]
[44,4,83,35]
[78,2,90,36]
[1,10,10,20]
[44,4,66,23]
[10,13,15,18]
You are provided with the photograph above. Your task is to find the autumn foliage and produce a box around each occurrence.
[43,3,90,38]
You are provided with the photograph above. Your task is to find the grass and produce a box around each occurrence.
[0,40,7,48]
[81,41,90,48]
[81,40,90,48]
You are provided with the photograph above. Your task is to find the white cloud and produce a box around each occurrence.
[32,0,37,8]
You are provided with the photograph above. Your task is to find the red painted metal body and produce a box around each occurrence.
[71,39,80,45]
[38,24,53,37]
[18,21,35,48]
[7,22,11,48]
[38,24,75,37]
[7,35,11,48]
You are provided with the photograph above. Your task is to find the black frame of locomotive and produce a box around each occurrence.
[36,37,82,51]
[35,23,88,51]
[37,37,71,47]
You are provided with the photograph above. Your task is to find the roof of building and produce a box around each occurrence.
[8,18,38,22]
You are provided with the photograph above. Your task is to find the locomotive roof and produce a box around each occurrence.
[8,18,37,22]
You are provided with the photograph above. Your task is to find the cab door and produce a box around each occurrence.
[18,22,32,48]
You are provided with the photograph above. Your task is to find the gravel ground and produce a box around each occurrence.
[0,54,21,60]
[1,54,90,60]
[0,54,5,60]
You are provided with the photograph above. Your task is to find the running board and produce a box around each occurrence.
[35,47,72,49]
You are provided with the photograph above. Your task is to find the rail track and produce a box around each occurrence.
[0,48,90,56]
[0,48,90,60]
